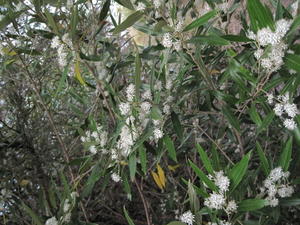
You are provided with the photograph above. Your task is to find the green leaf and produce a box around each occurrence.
[284,54,300,73]
[135,51,141,100]
[163,135,177,162]
[196,143,213,174]
[171,111,183,140]
[44,9,59,35]
[188,180,200,212]
[257,111,275,134]
[166,222,186,225]
[228,151,251,191]
[238,199,268,212]
[0,11,23,31]
[99,0,111,21]
[123,206,136,225]
[188,35,230,45]
[189,160,217,192]
[221,35,252,42]
[113,11,143,34]
[222,105,240,132]
[82,162,103,198]
[256,142,270,176]
[139,145,147,175]
[183,10,218,32]
[115,0,134,10]
[279,137,292,171]
[287,14,300,36]
[129,152,137,181]
[249,104,262,127]
[22,202,43,225]
[70,4,79,39]
[280,198,300,207]
[247,0,274,32]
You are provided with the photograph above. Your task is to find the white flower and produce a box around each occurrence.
[267,93,274,104]
[275,19,292,38]
[175,20,184,33]
[100,131,108,147]
[283,118,296,130]
[126,84,135,102]
[45,217,58,225]
[141,102,152,114]
[153,0,161,8]
[289,69,297,74]
[111,173,121,182]
[179,210,194,225]
[154,81,162,91]
[257,27,279,46]
[214,171,230,193]
[269,167,284,182]
[153,128,164,140]
[284,103,298,118]
[267,197,279,207]
[291,1,299,17]
[277,185,294,198]
[63,199,71,212]
[62,33,72,47]
[142,90,152,100]
[166,79,172,90]
[226,200,237,214]
[274,103,284,116]
[51,36,61,49]
[254,48,264,59]
[246,30,256,40]
[89,145,97,154]
[163,104,171,115]
[136,2,146,11]
[204,192,226,210]
[119,102,131,115]
[117,125,138,156]
[219,221,232,225]
[162,33,173,48]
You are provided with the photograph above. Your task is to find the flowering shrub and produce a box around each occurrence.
[0,0,300,225]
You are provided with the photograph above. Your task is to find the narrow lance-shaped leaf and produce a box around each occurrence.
[164,135,177,162]
[222,105,240,132]
[256,142,270,176]
[238,199,268,212]
[183,10,218,32]
[22,202,43,225]
[279,137,292,171]
[113,11,143,34]
[228,151,251,191]
[123,206,136,225]
[99,0,111,21]
[139,145,147,175]
[189,160,217,192]
[171,111,183,140]
[135,51,141,100]
[129,153,137,181]
[196,143,214,174]
[188,35,230,46]
[44,9,59,35]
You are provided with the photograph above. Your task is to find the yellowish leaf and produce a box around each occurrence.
[75,59,86,85]
[20,179,30,187]
[151,171,163,190]
[2,47,17,56]
[168,164,180,172]
[119,160,128,166]
[156,164,166,188]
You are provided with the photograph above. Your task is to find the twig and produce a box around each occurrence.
[134,179,151,225]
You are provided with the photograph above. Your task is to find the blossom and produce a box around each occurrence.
[179,210,194,225]
[153,128,164,140]
[111,173,121,182]
[142,90,152,100]
[141,102,152,114]
[153,0,161,8]
[162,33,173,48]
[283,103,298,118]
[51,36,60,49]
[267,93,274,104]
[45,217,58,225]
[269,167,284,182]
[226,200,237,214]
[204,192,226,209]
[254,48,264,59]
[136,2,146,11]
[274,103,283,116]
[119,102,131,115]
[283,118,296,130]
[89,145,97,154]
[214,171,230,193]
[126,84,135,102]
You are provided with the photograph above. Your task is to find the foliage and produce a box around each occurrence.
[0,0,300,225]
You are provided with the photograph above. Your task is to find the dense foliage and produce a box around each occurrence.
[1,0,300,225]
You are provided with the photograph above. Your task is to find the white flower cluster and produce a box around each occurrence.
[45,217,58,225]
[204,171,237,214]
[161,18,183,51]
[111,172,121,182]
[267,92,299,130]
[81,126,108,154]
[179,210,194,225]
[261,167,294,207]
[51,34,73,68]
[136,2,146,11]
[248,19,292,72]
